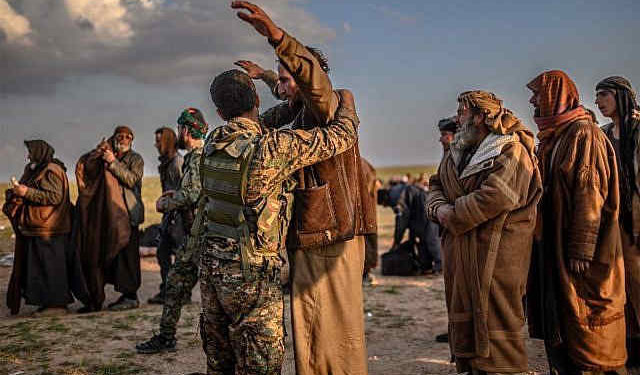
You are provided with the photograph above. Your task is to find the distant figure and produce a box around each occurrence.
[361,158,379,284]
[76,126,144,312]
[148,127,184,305]
[596,75,640,373]
[3,140,87,315]
[393,184,441,275]
[433,115,457,345]
[527,70,626,374]
[428,90,541,374]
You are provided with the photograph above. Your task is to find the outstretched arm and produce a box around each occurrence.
[234,60,281,100]
[232,1,338,124]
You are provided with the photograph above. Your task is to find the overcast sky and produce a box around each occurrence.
[1,0,639,180]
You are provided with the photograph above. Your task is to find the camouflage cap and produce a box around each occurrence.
[177,107,208,139]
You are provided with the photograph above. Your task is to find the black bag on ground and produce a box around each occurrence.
[381,241,419,276]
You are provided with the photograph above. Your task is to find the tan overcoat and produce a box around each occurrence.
[428,125,542,372]
[528,119,627,370]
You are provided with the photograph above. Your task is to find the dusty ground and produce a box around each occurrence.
[0,176,549,375]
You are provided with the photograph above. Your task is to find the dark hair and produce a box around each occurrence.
[210,70,257,120]
[305,46,329,73]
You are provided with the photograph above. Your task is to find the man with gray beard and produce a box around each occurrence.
[427,91,542,374]
[100,126,145,311]
[77,126,144,312]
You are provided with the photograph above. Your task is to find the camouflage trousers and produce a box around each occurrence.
[200,250,284,375]
[159,238,200,339]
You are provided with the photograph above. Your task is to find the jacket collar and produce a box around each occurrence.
[459,133,517,179]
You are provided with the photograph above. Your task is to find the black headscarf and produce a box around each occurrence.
[20,140,66,185]
[596,76,640,232]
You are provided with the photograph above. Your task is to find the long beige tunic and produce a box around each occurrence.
[428,131,542,373]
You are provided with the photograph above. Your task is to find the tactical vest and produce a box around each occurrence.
[199,132,293,275]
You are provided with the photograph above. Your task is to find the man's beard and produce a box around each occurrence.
[114,142,130,154]
[451,120,482,151]
[177,135,187,150]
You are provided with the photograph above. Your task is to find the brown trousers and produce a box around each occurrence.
[291,236,367,375]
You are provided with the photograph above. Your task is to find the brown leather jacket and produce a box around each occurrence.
[261,32,376,249]
[17,163,72,237]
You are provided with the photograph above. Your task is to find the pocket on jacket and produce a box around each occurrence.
[295,183,338,234]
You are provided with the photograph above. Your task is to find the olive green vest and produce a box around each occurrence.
[199,132,293,276]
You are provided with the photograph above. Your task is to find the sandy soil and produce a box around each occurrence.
[0,208,549,375]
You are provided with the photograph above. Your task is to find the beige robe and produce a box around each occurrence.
[428,131,542,373]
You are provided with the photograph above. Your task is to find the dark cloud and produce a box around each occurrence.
[0,0,335,95]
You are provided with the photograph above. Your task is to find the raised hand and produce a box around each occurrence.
[12,183,28,197]
[231,1,284,42]
[234,60,265,79]
[102,148,116,164]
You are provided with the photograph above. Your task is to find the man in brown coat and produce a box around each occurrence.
[3,140,87,315]
[427,90,542,374]
[76,126,145,312]
[596,75,640,373]
[527,70,627,374]
[232,2,376,374]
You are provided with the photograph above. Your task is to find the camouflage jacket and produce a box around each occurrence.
[163,145,203,213]
[197,99,358,264]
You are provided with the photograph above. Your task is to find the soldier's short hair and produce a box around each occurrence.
[210,69,257,121]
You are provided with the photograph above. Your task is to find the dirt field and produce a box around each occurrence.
[0,175,549,374]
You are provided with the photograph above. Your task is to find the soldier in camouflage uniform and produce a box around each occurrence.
[198,68,357,374]
[136,108,208,354]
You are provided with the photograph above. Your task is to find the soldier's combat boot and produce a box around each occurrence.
[136,334,177,354]
[147,292,165,305]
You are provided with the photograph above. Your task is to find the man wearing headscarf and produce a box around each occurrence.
[527,70,626,374]
[137,108,207,354]
[149,127,184,305]
[596,75,640,372]
[3,140,87,315]
[426,90,542,374]
[76,125,144,312]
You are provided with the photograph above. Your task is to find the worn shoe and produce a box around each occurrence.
[108,296,139,311]
[77,305,99,314]
[362,272,376,286]
[435,332,449,343]
[136,334,177,354]
[148,292,165,305]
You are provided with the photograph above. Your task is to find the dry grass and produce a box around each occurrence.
[375,165,437,182]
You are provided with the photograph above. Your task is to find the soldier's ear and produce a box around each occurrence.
[216,108,226,121]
